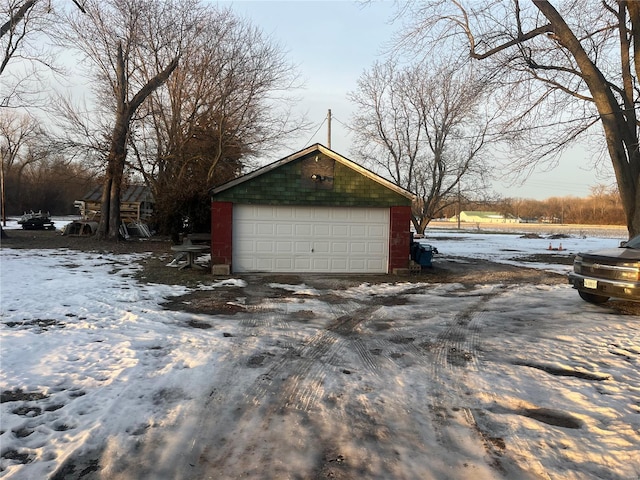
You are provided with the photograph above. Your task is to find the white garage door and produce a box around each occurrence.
[233,205,389,273]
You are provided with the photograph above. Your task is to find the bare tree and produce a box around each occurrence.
[0,110,44,224]
[349,58,496,234]
[396,0,640,238]
[130,5,306,236]
[2,0,52,107]
[57,0,191,240]
[1,0,35,39]
[1,0,86,107]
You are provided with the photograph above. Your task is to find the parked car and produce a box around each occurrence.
[568,234,640,304]
[17,211,55,230]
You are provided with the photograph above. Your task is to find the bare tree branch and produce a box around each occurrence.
[395,0,640,236]
[0,0,36,38]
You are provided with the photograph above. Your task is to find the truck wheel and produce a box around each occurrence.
[578,290,609,304]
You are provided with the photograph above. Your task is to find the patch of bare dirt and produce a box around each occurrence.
[0,228,170,255]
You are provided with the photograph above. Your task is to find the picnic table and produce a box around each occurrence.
[170,244,210,270]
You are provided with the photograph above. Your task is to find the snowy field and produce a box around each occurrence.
[1,220,639,479]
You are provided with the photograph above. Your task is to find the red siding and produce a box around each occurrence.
[388,206,411,271]
[211,201,233,265]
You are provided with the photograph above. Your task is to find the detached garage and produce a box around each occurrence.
[210,144,414,274]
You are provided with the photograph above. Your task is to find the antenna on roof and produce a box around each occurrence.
[327,109,331,150]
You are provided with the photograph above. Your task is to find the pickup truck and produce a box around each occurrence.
[568,234,640,304]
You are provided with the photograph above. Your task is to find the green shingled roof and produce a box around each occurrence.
[211,144,414,207]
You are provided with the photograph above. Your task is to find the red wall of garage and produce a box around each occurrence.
[211,201,233,265]
[389,206,411,271]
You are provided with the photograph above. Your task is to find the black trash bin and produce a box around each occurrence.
[410,233,436,268]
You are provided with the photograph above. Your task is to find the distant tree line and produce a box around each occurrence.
[1,156,94,217]
[0,111,94,217]
[439,185,626,226]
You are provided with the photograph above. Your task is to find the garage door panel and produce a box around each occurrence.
[331,242,349,254]
[312,258,330,270]
[331,209,350,221]
[366,258,385,270]
[350,225,367,237]
[314,224,331,236]
[276,258,295,270]
[236,257,258,271]
[294,241,312,253]
[235,222,256,236]
[237,238,256,252]
[233,206,389,273]
[275,207,295,219]
[350,242,367,254]
[276,241,293,253]
[256,223,274,235]
[312,209,331,220]
[313,241,330,254]
[295,224,313,236]
[256,241,275,253]
[349,258,366,270]
[256,258,274,270]
[367,242,386,254]
[276,224,293,235]
[331,225,349,236]
[293,257,312,270]
[330,258,348,270]
[243,206,266,220]
[368,225,386,237]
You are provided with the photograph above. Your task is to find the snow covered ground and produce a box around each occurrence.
[1,221,638,479]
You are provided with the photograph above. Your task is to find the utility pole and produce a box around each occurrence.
[457,177,461,230]
[327,109,331,150]
[0,147,6,227]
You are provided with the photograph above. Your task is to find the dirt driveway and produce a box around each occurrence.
[99,267,638,479]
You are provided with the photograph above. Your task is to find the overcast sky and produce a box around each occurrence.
[218,0,615,201]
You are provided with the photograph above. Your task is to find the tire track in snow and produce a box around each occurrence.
[202,299,379,476]
[276,303,385,411]
[349,337,381,376]
[247,300,378,412]
[277,329,344,411]
[171,298,298,477]
[426,289,505,468]
[424,286,551,478]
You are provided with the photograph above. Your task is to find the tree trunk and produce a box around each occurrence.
[96,41,178,242]
[96,175,111,238]
[533,0,640,238]
[0,0,36,38]
[107,170,122,239]
[97,115,129,240]
[105,119,129,240]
